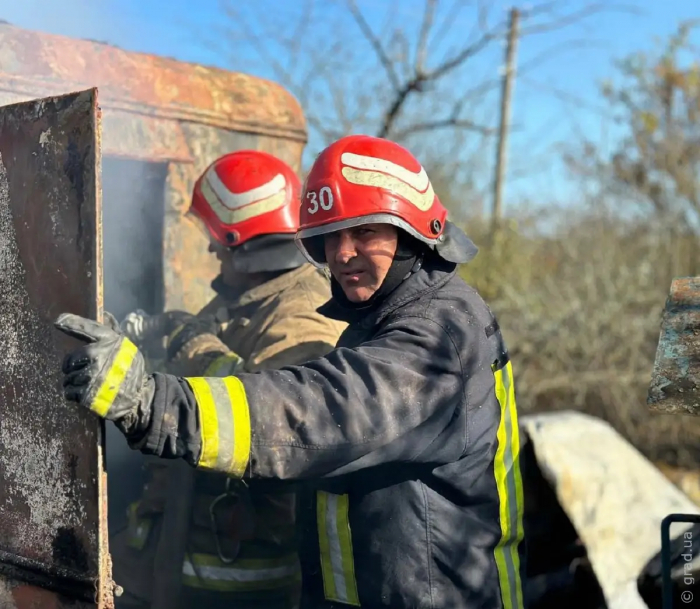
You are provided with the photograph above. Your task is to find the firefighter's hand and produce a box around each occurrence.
[54,312,154,437]
[121,309,158,344]
[166,313,219,362]
[121,309,194,345]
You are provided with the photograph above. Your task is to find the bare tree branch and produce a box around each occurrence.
[346,0,401,91]
[519,75,612,116]
[287,0,316,75]
[393,117,495,140]
[520,3,607,36]
[516,38,606,80]
[210,0,632,189]
[415,0,437,74]
[432,0,471,46]
[427,27,501,81]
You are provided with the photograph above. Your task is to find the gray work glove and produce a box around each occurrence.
[121,309,156,344]
[121,309,194,346]
[54,311,155,439]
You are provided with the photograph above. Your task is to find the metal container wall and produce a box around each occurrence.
[0,89,109,608]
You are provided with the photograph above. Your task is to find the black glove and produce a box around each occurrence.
[165,313,219,362]
[54,311,154,439]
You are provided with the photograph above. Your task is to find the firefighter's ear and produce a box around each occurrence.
[54,313,120,343]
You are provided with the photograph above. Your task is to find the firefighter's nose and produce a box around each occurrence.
[331,231,357,264]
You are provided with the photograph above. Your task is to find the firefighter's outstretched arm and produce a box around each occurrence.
[55,310,469,479]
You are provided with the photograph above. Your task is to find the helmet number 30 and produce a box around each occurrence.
[306,187,334,214]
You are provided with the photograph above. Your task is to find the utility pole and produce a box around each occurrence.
[491,7,520,236]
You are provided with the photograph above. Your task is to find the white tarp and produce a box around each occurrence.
[522,411,700,609]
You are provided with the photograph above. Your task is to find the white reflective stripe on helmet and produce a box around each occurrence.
[340,152,435,211]
[295,213,439,267]
[200,170,288,225]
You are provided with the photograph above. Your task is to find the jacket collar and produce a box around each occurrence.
[211,264,326,309]
[318,257,457,327]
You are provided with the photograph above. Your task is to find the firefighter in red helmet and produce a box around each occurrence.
[110,150,345,609]
[56,135,526,609]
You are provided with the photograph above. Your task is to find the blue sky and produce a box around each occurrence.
[0,0,698,212]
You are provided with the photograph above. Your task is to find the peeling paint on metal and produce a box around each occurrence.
[0,23,307,142]
[0,23,307,321]
[0,152,90,573]
[39,127,51,147]
[0,90,104,605]
[0,579,17,608]
[648,277,700,416]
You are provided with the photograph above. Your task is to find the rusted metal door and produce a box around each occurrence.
[0,89,111,608]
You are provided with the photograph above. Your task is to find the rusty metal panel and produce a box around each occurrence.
[0,23,307,143]
[648,277,700,417]
[0,89,111,606]
[0,91,191,164]
[101,111,192,164]
[162,125,306,313]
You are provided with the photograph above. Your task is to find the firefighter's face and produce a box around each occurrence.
[209,240,238,285]
[324,224,398,302]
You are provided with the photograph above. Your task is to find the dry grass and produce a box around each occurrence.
[458,207,700,468]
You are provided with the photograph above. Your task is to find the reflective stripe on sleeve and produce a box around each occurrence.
[185,376,251,477]
[125,501,152,551]
[204,353,245,377]
[492,359,525,609]
[182,552,301,592]
[91,338,138,417]
[317,491,360,606]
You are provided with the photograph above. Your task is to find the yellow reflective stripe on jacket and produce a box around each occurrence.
[182,552,301,592]
[185,376,251,477]
[125,501,152,551]
[317,492,360,606]
[204,353,245,377]
[167,324,185,347]
[91,338,138,417]
[492,360,525,609]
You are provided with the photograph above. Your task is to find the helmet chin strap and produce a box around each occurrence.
[330,231,426,312]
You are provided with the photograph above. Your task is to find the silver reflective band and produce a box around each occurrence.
[317,491,360,606]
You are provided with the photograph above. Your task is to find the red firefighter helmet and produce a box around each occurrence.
[188,150,302,247]
[295,135,450,264]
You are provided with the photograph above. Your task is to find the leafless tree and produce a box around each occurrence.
[564,21,700,231]
[204,0,632,218]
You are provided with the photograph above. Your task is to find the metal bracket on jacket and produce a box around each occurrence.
[661,513,700,609]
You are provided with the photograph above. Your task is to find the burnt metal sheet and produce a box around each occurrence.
[648,277,700,416]
[101,111,192,163]
[0,89,111,606]
[0,91,191,164]
[0,23,307,142]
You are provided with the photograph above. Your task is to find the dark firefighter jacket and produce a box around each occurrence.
[132,255,526,609]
